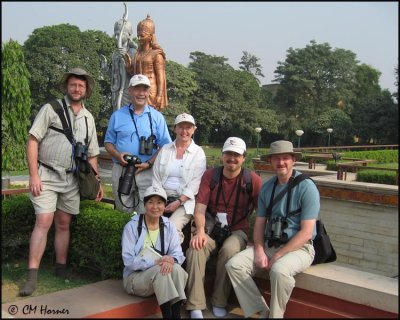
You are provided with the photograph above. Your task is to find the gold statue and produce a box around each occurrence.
[133,15,168,110]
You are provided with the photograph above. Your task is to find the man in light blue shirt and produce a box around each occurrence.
[104,74,171,213]
[226,140,319,318]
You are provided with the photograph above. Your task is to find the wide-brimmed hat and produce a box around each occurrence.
[59,68,95,98]
[174,113,196,126]
[222,137,246,155]
[266,140,301,160]
[129,74,151,87]
[143,186,167,203]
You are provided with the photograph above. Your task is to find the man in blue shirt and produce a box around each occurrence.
[226,140,319,318]
[104,74,171,213]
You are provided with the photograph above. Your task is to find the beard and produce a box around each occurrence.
[67,93,85,103]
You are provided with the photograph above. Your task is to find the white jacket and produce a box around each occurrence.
[152,140,206,214]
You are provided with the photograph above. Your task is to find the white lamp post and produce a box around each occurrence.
[255,127,262,157]
[295,130,304,149]
[327,128,333,147]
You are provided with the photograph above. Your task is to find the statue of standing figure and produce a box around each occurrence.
[133,14,168,110]
[110,2,137,111]
[104,5,168,111]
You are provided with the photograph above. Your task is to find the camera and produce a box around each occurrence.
[139,135,157,155]
[118,154,142,195]
[265,216,288,243]
[210,221,231,247]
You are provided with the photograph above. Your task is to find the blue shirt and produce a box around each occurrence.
[121,215,185,279]
[257,170,320,240]
[104,104,172,163]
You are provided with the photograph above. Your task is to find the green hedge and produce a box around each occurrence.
[325,150,398,185]
[356,170,397,185]
[2,195,36,261]
[2,195,131,279]
[69,201,131,279]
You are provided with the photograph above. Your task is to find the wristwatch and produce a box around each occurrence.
[177,198,184,206]
[146,160,153,169]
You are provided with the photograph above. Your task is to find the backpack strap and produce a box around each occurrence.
[48,99,75,145]
[266,170,313,217]
[242,168,253,195]
[137,214,165,256]
[137,214,144,238]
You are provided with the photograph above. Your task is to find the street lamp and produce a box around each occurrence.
[255,127,262,157]
[327,128,333,147]
[295,130,304,149]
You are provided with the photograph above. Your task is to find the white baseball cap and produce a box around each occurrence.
[129,74,151,87]
[222,137,246,155]
[174,113,196,126]
[143,186,168,203]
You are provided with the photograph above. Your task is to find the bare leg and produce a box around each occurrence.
[28,213,54,268]
[20,213,54,296]
[53,209,72,264]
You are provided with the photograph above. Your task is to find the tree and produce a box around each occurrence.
[2,40,32,172]
[22,24,114,125]
[239,51,264,83]
[163,61,198,130]
[188,51,266,144]
[274,40,359,126]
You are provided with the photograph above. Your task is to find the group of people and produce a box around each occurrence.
[20,66,321,319]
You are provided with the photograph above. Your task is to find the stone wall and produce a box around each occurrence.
[314,179,398,277]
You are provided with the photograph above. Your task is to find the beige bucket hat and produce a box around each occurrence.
[266,140,302,161]
[59,68,95,98]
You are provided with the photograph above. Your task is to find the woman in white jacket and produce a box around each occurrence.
[152,113,206,243]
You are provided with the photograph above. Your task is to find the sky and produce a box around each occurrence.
[2,1,398,93]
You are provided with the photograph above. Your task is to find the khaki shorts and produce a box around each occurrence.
[29,165,80,215]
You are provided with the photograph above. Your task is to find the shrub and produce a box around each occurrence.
[356,170,397,185]
[2,195,36,260]
[69,201,131,279]
[2,195,131,279]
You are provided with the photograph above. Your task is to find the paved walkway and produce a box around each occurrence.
[1,280,244,318]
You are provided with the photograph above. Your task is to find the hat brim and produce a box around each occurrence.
[174,121,196,126]
[59,73,95,98]
[144,194,167,203]
[130,82,150,87]
[222,147,245,155]
[266,152,302,161]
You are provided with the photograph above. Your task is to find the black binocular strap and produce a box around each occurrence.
[138,214,165,256]
[129,106,154,144]
[61,99,89,145]
[266,170,313,219]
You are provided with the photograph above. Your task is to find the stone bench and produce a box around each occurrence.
[205,247,398,318]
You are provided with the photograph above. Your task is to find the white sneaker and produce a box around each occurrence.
[190,309,203,319]
[212,306,227,317]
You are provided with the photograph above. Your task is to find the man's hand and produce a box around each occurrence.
[267,251,284,270]
[95,184,104,202]
[190,232,207,250]
[254,247,269,270]
[29,175,42,197]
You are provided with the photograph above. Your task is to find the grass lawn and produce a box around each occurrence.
[2,258,101,304]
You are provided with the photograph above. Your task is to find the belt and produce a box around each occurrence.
[38,161,74,174]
